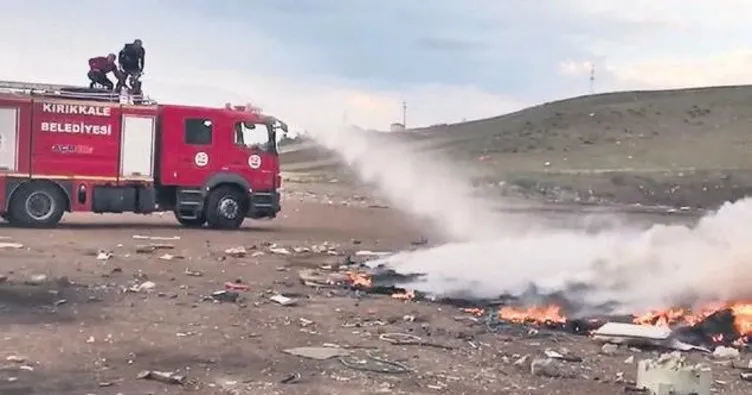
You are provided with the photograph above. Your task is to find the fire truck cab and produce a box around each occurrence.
[0,80,286,229]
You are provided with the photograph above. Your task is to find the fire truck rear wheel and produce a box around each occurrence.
[8,182,66,227]
[205,185,246,230]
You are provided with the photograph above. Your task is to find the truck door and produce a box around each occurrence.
[230,121,276,190]
[159,106,219,187]
[0,106,19,174]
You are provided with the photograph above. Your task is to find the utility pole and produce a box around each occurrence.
[400,100,407,129]
[589,63,596,94]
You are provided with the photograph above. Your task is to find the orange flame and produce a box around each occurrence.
[391,290,415,301]
[498,305,566,325]
[631,301,752,337]
[463,307,485,317]
[345,271,372,288]
[483,301,752,341]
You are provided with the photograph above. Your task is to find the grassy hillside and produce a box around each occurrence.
[281,85,752,208]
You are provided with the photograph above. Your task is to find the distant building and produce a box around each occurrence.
[390,122,406,132]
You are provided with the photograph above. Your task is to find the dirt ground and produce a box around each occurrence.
[0,183,750,395]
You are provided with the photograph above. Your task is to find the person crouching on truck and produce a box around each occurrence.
[87,53,118,90]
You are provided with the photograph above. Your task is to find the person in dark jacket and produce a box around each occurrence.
[87,53,118,90]
[116,39,146,92]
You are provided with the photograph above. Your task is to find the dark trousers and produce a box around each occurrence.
[87,70,114,90]
[116,62,140,92]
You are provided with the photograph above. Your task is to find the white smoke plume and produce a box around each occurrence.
[307,126,506,242]
[306,126,752,316]
[374,199,752,315]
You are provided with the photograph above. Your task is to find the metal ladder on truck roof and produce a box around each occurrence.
[0,80,156,105]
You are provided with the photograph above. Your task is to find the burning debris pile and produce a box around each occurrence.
[319,260,752,350]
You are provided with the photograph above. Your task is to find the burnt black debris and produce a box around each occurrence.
[673,308,748,346]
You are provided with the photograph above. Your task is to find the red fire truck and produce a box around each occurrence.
[0,80,286,229]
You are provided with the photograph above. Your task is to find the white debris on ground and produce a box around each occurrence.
[0,242,24,249]
[636,352,712,395]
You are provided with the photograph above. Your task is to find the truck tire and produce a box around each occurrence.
[174,211,206,228]
[7,182,66,228]
[205,186,246,230]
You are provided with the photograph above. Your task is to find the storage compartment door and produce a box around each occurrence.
[0,107,19,172]
[120,115,156,180]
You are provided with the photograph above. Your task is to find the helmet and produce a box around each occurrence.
[133,39,143,47]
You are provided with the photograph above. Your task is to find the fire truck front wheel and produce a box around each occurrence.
[174,212,206,228]
[205,185,247,230]
[7,182,66,227]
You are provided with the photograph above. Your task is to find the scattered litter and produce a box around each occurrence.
[339,351,410,374]
[137,370,186,385]
[96,250,112,261]
[280,372,302,384]
[133,235,180,241]
[135,244,173,253]
[269,247,291,255]
[379,333,452,350]
[224,280,248,291]
[135,245,156,253]
[591,322,705,352]
[741,372,752,382]
[625,356,635,364]
[129,281,156,293]
[24,274,47,285]
[159,253,183,261]
[6,355,26,363]
[211,290,240,303]
[224,247,247,257]
[298,268,346,288]
[712,346,740,360]
[184,268,203,277]
[636,352,712,395]
[0,242,24,249]
[543,348,582,362]
[269,294,297,306]
[299,318,314,327]
[530,357,574,378]
[601,343,619,355]
[283,346,349,360]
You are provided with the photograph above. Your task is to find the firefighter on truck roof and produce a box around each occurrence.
[87,53,119,90]
[116,39,145,93]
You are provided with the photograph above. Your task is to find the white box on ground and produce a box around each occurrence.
[636,353,712,395]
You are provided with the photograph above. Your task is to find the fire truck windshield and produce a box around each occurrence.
[234,121,273,151]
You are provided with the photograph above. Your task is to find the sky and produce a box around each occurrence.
[2,0,752,132]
